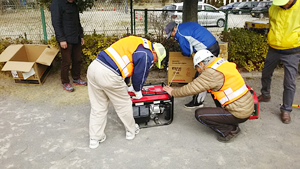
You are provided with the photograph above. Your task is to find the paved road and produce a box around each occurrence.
[0,68,300,168]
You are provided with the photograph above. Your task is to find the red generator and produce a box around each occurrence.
[247,85,259,119]
[128,83,174,128]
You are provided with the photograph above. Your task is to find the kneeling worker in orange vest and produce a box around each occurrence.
[163,50,254,142]
[87,36,166,149]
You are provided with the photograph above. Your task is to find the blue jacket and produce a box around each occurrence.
[97,45,153,92]
[174,22,217,56]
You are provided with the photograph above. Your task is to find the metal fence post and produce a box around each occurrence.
[224,10,228,32]
[40,7,47,43]
[144,9,148,35]
[130,0,133,34]
[134,9,136,35]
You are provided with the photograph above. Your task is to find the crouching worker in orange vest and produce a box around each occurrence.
[87,36,166,149]
[163,50,254,142]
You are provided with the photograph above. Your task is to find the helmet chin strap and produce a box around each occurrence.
[196,63,204,70]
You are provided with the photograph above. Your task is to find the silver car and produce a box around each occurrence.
[171,2,225,27]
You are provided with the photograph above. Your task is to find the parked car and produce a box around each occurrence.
[251,1,272,18]
[219,2,240,12]
[171,2,226,27]
[232,1,259,14]
[161,4,176,20]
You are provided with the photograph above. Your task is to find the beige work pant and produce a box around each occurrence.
[87,60,136,140]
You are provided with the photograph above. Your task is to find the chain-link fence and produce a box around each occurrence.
[0,0,267,43]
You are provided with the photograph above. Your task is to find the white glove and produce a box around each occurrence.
[127,85,135,92]
[132,91,143,99]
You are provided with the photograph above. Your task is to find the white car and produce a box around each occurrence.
[170,2,225,27]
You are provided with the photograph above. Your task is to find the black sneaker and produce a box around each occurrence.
[73,78,87,86]
[184,100,204,108]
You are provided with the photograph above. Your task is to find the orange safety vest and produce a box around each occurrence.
[104,36,154,78]
[207,58,248,106]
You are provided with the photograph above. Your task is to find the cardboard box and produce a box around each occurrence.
[168,52,196,86]
[0,44,59,84]
[219,41,228,60]
[168,42,228,85]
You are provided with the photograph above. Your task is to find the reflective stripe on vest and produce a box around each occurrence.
[218,84,248,105]
[104,36,154,78]
[106,47,130,77]
[207,57,248,106]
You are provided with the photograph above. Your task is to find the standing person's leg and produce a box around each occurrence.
[105,75,138,139]
[71,42,87,86]
[60,44,73,84]
[259,48,280,101]
[60,44,74,92]
[88,61,109,149]
[279,52,300,123]
[195,107,248,141]
[71,42,82,81]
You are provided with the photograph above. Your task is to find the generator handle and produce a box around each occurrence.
[143,82,166,87]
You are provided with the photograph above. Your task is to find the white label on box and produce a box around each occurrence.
[11,70,18,78]
[22,68,35,80]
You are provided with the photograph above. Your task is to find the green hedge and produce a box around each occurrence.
[0,29,269,76]
[220,28,268,72]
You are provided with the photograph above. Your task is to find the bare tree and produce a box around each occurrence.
[182,0,198,22]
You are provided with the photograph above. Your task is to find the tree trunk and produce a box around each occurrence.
[182,0,198,23]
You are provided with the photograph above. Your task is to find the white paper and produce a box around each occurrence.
[11,70,18,78]
[22,68,35,80]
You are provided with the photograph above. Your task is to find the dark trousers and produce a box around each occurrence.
[60,43,82,84]
[207,41,220,57]
[261,47,300,112]
[195,107,248,137]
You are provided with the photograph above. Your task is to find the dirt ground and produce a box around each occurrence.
[1,61,300,168]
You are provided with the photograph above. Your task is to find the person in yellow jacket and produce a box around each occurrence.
[163,50,254,142]
[87,36,166,149]
[257,0,300,124]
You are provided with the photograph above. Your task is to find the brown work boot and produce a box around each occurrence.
[217,126,241,143]
[258,95,271,102]
[281,111,291,124]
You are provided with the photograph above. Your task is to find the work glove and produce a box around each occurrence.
[132,91,143,100]
[127,85,135,92]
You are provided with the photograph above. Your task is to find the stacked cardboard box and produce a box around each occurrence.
[167,52,197,86]
[168,41,228,86]
[219,41,228,60]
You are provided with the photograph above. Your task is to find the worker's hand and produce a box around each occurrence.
[132,91,143,99]
[81,38,85,46]
[60,41,67,49]
[163,86,173,96]
[127,85,135,92]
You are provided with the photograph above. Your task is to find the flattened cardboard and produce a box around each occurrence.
[2,61,34,72]
[0,45,23,62]
[36,47,59,66]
